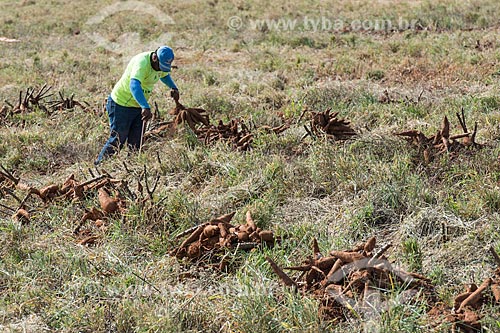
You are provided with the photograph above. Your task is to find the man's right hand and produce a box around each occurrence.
[170,89,179,102]
[141,108,152,121]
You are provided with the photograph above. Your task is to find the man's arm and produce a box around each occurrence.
[130,78,150,108]
[130,78,152,121]
[160,75,178,90]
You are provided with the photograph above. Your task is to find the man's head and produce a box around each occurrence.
[155,46,174,72]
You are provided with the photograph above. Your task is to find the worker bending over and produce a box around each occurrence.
[95,46,179,165]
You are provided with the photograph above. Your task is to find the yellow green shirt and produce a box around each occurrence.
[111,52,170,108]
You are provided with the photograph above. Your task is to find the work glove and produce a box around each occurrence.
[141,108,152,121]
[170,89,179,102]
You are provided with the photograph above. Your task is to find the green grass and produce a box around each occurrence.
[1,0,500,332]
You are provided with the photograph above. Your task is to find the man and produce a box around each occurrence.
[95,46,179,164]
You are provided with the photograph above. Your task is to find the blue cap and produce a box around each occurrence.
[157,46,174,72]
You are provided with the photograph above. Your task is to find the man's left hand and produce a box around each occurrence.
[141,108,152,121]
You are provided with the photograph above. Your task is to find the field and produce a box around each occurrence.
[1,0,500,332]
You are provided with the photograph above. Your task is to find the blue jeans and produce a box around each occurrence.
[95,96,143,164]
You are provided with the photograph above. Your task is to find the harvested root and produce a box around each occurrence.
[1,168,125,249]
[36,184,57,201]
[98,188,119,214]
[246,210,257,231]
[259,123,290,135]
[175,108,210,130]
[364,236,376,253]
[76,234,99,246]
[4,85,88,119]
[12,208,30,224]
[17,174,111,202]
[266,257,297,288]
[178,225,205,250]
[162,99,288,150]
[170,100,209,131]
[171,211,277,269]
[48,90,87,112]
[330,251,366,263]
[268,236,435,324]
[145,121,176,138]
[491,283,500,303]
[457,278,491,312]
[196,118,254,151]
[395,111,480,164]
[432,274,500,332]
[211,211,235,224]
[74,207,105,234]
[303,109,356,140]
[450,309,482,333]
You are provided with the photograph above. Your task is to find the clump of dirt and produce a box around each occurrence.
[171,211,277,270]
